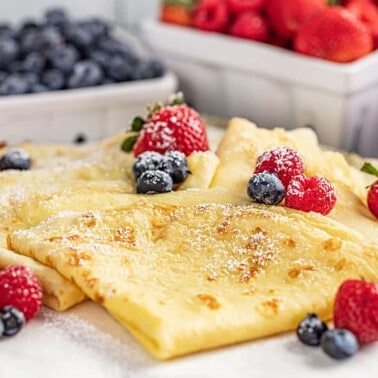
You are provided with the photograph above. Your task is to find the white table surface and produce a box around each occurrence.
[0,301,376,378]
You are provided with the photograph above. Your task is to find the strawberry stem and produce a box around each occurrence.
[168,91,185,106]
[327,0,340,5]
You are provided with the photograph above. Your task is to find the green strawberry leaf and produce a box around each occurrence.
[168,92,185,106]
[131,116,145,132]
[121,135,138,152]
[147,102,163,118]
[361,162,378,177]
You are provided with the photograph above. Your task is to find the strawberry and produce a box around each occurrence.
[294,7,373,62]
[346,0,378,48]
[160,4,193,26]
[230,11,271,42]
[122,96,209,157]
[0,265,43,321]
[225,0,266,14]
[192,0,230,32]
[334,279,378,345]
[266,0,326,40]
[361,162,378,218]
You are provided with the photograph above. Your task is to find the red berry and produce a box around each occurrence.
[367,182,378,217]
[266,0,326,40]
[347,0,378,49]
[254,146,305,188]
[133,104,209,157]
[160,4,192,27]
[334,279,378,345]
[192,0,229,32]
[285,174,337,215]
[225,0,266,14]
[0,265,43,321]
[230,12,271,42]
[294,7,373,63]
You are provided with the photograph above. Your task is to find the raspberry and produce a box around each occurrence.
[230,12,271,42]
[254,146,305,188]
[0,265,43,321]
[334,279,378,345]
[285,174,337,215]
[367,182,378,218]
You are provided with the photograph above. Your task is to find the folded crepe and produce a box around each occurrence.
[0,134,220,311]
[8,201,378,359]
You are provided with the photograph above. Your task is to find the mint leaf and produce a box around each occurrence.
[361,162,378,177]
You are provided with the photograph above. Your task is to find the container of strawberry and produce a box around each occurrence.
[142,0,378,157]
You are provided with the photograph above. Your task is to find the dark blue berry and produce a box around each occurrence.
[105,55,133,82]
[136,170,173,194]
[66,25,95,50]
[19,30,42,54]
[89,49,111,69]
[0,316,4,336]
[148,59,166,78]
[130,61,155,81]
[30,82,49,93]
[133,151,163,179]
[1,306,25,336]
[297,313,328,346]
[23,52,45,73]
[0,38,19,69]
[247,172,285,205]
[68,60,103,88]
[42,69,65,90]
[0,71,7,83]
[0,74,29,96]
[320,329,359,360]
[0,149,32,170]
[97,37,136,63]
[0,24,16,39]
[48,44,79,74]
[45,8,69,28]
[79,19,109,40]
[159,151,189,184]
[39,26,64,50]
[7,60,24,73]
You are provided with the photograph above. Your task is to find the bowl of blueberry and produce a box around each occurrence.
[0,8,177,144]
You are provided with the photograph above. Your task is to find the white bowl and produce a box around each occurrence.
[141,19,378,157]
[0,27,178,145]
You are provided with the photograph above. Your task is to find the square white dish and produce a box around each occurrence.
[141,19,378,157]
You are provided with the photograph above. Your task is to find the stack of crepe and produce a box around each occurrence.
[1,119,377,360]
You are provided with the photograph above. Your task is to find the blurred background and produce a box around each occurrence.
[0,1,159,28]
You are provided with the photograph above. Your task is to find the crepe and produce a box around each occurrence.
[8,201,378,360]
[0,135,220,311]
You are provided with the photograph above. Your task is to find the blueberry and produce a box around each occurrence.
[66,25,95,50]
[0,38,19,69]
[0,74,29,96]
[148,59,166,78]
[48,44,79,74]
[105,55,133,82]
[0,316,4,336]
[39,26,64,50]
[159,151,190,184]
[79,18,109,40]
[89,49,111,69]
[1,306,25,336]
[30,82,49,93]
[0,149,32,170]
[97,37,136,63]
[19,30,42,54]
[133,151,164,179]
[130,61,155,81]
[7,60,24,73]
[0,71,7,83]
[296,313,328,346]
[0,24,16,39]
[23,52,45,73]
[67,60,103,88]
[247,172,285,205]
[320,329,359,360]
[17,20,40,38]
[136,170,173,194]
[42,69,65,91]
[45,8,69,28]
[24,72,39,86]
